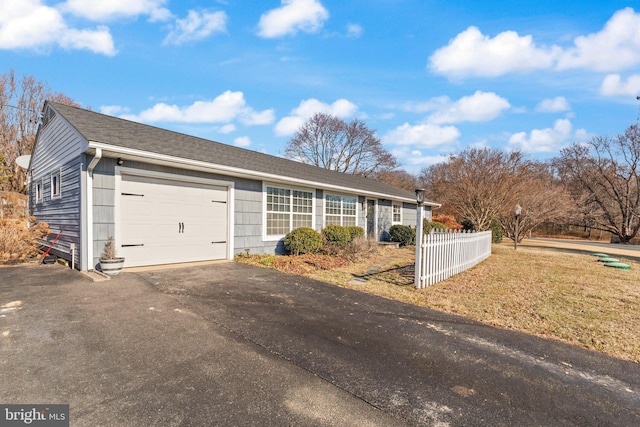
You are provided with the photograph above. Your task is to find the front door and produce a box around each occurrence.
[366,199,376,239]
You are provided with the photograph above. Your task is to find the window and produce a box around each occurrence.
[325,194,357,227]
[266,186,313,236]
[35,179,43,203]
[51,171,61,199]
[392,203,402,224]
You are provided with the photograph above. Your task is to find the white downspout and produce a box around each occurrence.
[86,148,102,270]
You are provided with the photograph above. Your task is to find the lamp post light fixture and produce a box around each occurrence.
[414,189,426,288]
[514,204,522,250]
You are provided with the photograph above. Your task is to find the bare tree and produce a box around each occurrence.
[0,69,80,193]
[498,163,574,243]
[284,113,397,177]
[372,169,419,191]
[421,148,571,241]
[421,148,527,231]
[555,124,640,243]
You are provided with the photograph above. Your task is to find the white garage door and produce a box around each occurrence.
[119,174,229,267]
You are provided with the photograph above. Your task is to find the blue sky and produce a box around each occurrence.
[2,0,640,172]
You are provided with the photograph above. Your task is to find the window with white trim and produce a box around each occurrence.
[325,194,357,226]
[51,170,61,199]
[35,179,43,203]
[266,186,313,236]
[392,203,402,224]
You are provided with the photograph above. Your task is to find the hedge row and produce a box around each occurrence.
[284,225,366,255]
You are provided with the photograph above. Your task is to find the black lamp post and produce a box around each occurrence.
[414,189,425,288]
[514,204,522,250]
[415,188,425,206]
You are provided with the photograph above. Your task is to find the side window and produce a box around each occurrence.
[392,203,402,224]
[51,170,61,199]
[36,179,43,203]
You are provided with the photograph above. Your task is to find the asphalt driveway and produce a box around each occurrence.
[1,262,639,426]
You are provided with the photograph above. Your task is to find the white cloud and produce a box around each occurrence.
[60,27,116,54]
[535,96,570,113]
[508,119,582,153]
[556,8,640,72]
[429,8,640,78]
[0,0,116,55]
[426,91,510,124]
[61,0,171,22]
[384,123,460,148]
[429,26,557,78]
[600,74,640,97]
[100,105,130,116]
[219,124,237,134]
[275,116,306,137]
[390,148,449,170]
[257,0,329,38]
[163,10,227,45]
[233,136,252,147]
[241,109,276,126]
[346,24,362,38]
[274,98,357,136]
[120,91,275,125]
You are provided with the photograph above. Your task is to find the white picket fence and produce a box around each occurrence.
[416,230,492,288]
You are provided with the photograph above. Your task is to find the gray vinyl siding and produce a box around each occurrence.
[234,179,265,255]
[401,203,417,227]
[424,206,433,222]
[400,204,432,228]
[91,158,116,269]
[29,109,86,268]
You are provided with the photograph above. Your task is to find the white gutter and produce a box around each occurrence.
[86,148,102,269]
[88,147,102,173]
[86,142,441,207]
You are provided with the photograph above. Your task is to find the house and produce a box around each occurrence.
[28,101,438,271]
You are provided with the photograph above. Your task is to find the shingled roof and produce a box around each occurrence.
[47,101,436,204]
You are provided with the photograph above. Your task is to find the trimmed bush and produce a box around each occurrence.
[389,224,415,246]
[423,219,447,234]
[432,214,462,230]
[284,227,323,255]
[491,220,504,243]
[461,219,475,231]
[346,226,365,241]
[322,224,352,247]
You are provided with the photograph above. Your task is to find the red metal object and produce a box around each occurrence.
[42,231,62,262]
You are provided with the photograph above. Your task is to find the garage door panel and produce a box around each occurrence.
[120,174,229,267]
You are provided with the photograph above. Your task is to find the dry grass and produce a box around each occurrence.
[237,244,640,363]
[0,217,49,264]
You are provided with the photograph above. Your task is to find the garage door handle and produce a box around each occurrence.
[122,244,144,247]
[121,193,145,197]
[179,222,184,233]
[211,241,226,244]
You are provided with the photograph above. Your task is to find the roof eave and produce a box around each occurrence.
[86,141,440,207]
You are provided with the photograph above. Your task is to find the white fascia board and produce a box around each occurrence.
[86,141,441,207]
